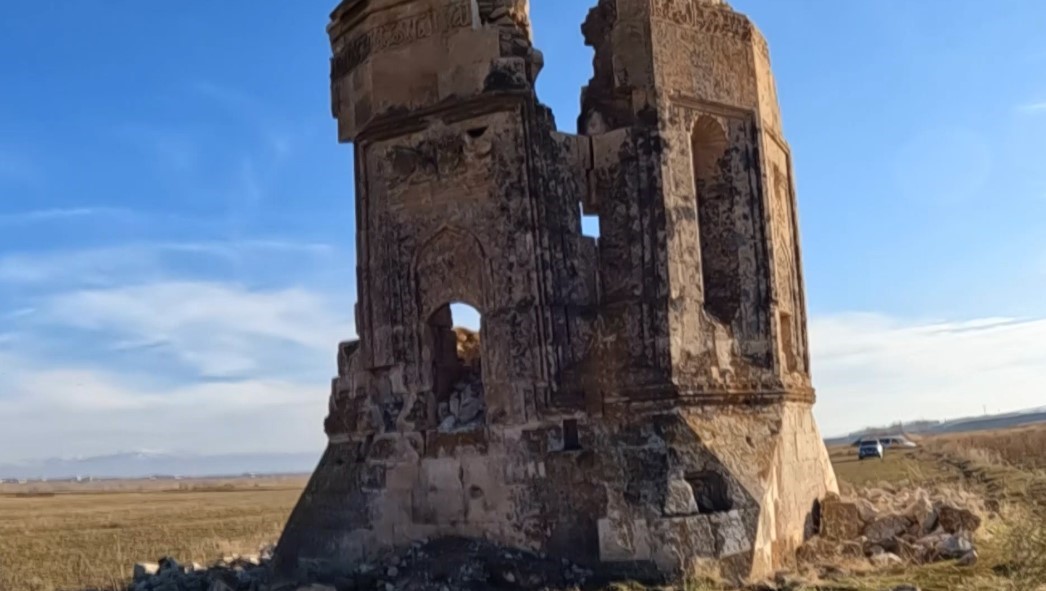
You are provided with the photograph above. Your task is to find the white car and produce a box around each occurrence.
[857,439,884,460]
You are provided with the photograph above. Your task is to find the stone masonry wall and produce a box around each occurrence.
[275,0,838,585]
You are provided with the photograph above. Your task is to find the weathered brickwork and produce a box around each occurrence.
[275,0,837,584]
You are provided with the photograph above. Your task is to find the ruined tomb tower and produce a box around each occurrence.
[275,0,838,583]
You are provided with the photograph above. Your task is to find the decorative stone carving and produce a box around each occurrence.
[331,2,473,78]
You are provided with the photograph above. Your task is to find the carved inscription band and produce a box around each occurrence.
[651,0,753,42]
[332,1,472,79]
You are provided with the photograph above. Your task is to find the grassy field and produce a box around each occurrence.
[0,477,305,591]
[1,425,1045,591]
[925,425,1046,471]
[825,426,1046,591]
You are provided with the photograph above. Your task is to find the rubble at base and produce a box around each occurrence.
[800,486,987,575]
[128,538,597,591]
[127,487,990,591]
[130,548,273,591]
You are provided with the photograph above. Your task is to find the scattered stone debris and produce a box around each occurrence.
[129,549,273,591]
[128,538,596,591]
[436,371,485,432]
[800,487,986,574]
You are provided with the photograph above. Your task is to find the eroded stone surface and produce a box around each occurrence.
[276,0,837,584]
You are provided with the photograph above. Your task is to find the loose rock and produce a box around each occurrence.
[802,486,987,571]
[133,563,159,580]
[869,552,903,567]
[956,549,978,567]
[937,503,982,534]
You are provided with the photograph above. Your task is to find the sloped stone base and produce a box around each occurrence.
[274,400,837,584]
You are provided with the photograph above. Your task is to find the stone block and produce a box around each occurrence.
[385,462,420,491]
[598,517,652,562]
[654,515,716,556]
[133,562,159,580]
[864,514,912,546]
[937,504,981,534]
[419,457,462,491]
[821,494,862,541]
[411,487,465,526]
[710,510,752,556]
[664,479,699,516]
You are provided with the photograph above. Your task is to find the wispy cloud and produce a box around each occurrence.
[0,240,336,286]
[107,122,207,175]
[0,275,351,462]
[0,349,330,462]
[0,207,135,226]
[190,80,309,161]
[191,81,265,116]
[812,313,1046,436]
[1018,101,1046,113]
[40,280,349,378]
[3,236,1042,463]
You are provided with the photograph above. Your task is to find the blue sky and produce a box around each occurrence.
[1,1,1045,463]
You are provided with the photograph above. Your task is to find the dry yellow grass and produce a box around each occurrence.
[828,444,955,489]
[922,424,1046,472]
[3,425,1045,591]
[823,424,1046,591]
[0,477,305,591]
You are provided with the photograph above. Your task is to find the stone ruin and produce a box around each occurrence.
[274,0,838,584]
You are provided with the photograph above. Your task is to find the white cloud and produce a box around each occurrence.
[1019,102,1046,113]
[0,276,352,463]
[3,254,1044,462]
[41,281,349,377]
[811,313,1046,436]
[0,350,329,462]
[0,246,152,285]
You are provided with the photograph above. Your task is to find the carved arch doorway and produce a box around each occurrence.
[427,302,485,431]
[414,226,490,431]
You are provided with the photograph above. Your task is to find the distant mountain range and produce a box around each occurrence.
[824,406,1046,447]
[0,450,321,481]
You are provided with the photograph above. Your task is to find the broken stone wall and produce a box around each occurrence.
[277,0,838,585]
[576,0,814,396]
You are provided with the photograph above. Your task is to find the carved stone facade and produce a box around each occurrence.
[275,0,837,583]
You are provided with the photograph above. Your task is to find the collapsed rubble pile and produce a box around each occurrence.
[436,328,486,432]
[127,488,991,591]
[800,486,987,573]
[129,546,275,591]
[436,372,485,432]
[128,538,595,591]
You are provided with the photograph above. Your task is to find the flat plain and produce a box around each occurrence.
[2,425,1045,591]
[0,477,305,591]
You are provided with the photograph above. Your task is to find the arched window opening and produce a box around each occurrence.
[692,116,742,325]
[430,302,485,432]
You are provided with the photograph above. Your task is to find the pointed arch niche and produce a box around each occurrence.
[691,115,741,325]
[414,227,489,431]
